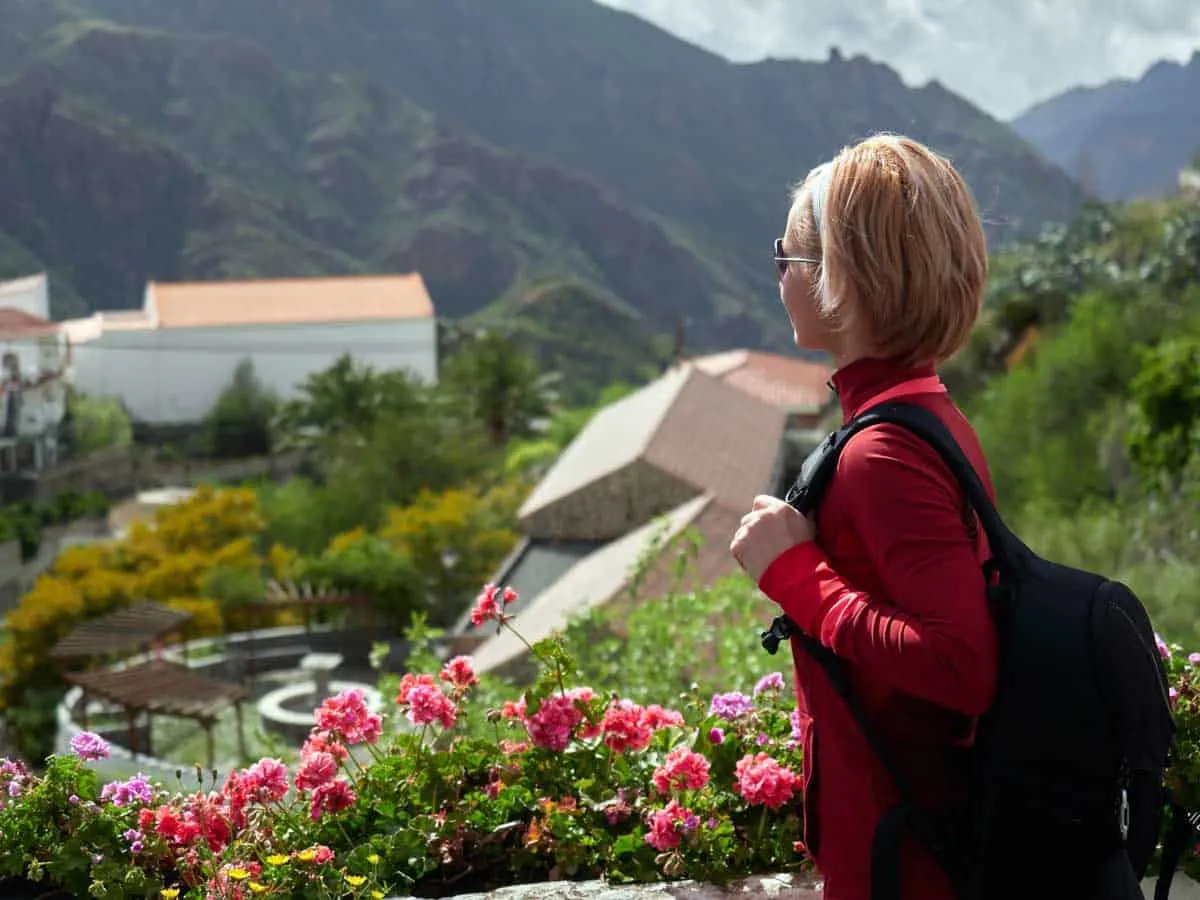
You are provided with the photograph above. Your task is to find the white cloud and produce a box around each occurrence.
[593,0,1200,119]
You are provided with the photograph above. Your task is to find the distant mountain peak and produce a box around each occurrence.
[1012,53,1200,201]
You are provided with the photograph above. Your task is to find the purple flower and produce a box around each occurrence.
[790,709,803,741]
[71,731,111,762]
[68,794,79,805]
[1188,652,1200,666]
[708,727,725,745]
[683,814,700,830]
[7,780,21,798]
[756,733,770,745]
[100,774,154,808]
[708,691,754,720]
[753,672,785,695]
[706,817,719,829]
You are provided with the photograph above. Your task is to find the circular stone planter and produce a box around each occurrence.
[258,680,383,745]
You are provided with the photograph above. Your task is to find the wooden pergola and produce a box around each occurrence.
[242,580,376,630]
[52,602,248,769]
[49,601,194,664]
[65,661,248,768]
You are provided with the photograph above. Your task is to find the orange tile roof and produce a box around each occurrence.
[690,349,833,412]
[0,308,59,337]
[149,273,434,329]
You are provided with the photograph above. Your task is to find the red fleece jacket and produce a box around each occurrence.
[758,356,999,900]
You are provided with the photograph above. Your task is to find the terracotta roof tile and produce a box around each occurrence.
[149,273,435,329]
[643,368,785,512]
[519,367,785,524]
[690,350,833,412]
[0,308,59,337]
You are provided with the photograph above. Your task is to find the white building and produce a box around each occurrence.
[63,274,438,425]
[0,273,51,320]
[0,304,70,473]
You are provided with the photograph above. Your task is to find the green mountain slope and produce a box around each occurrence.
[0,0,1085,393]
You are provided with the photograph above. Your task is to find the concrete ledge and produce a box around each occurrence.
[375,870,1200,900]
[398,873,822,900]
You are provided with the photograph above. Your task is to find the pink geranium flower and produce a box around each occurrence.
[470,583,518,627]
[314,688,383,746]
[652,747,711,795]
[733,752,800,808]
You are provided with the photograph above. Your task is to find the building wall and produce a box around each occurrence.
[0,274,50,319]
[70,318,438,424]
[519,458,701,542]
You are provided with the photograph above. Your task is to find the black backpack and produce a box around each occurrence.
[761,400,1179,900]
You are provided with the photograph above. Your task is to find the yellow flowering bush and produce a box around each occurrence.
[377,481,525,623]
[0,487,276,759]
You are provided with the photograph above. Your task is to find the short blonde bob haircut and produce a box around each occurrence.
[786,134,988,367]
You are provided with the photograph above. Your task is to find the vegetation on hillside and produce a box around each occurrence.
[945,197,1200,641]
[2,0,1082,389]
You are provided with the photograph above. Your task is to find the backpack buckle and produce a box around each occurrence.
[1119,787,1130,841]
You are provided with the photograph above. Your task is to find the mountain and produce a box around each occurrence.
[1012,52,1200,202]
[0,0,1084,395]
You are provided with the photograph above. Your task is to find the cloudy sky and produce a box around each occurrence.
[593,0,1200,120]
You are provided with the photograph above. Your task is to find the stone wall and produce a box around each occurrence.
[375,870,1200,900]
[32,446,136,501]
[521,460,700,542]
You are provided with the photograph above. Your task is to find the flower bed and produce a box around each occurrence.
[1,585,1198,900]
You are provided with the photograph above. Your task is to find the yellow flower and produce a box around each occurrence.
[248,883,269,894]
[162,891,180,900]
[371,893,385,900]
[265,854,289,866]
[366,854,380,865]
[227,868,250,880]
[296,849,316,863]
[345,874,367,887]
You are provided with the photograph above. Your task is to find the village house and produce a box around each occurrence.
[62,274,438,425]
[450,351,834,675]
[0,275,71,477]
[1181,164,1200,202]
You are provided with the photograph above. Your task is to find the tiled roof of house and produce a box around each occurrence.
[518,366,784,523]
[690,349,833,413]
[148,273,435,329]
[0,308,59,337]
[471,494,714,674]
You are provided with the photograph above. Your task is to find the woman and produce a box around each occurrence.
[729,134,999,900]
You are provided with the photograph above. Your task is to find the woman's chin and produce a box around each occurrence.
[792,332,827,353]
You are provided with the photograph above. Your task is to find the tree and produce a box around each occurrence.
[440,330,556,447]
[274,354,423,448]
[379,482,526,625]
[62,388,132,457]
[296,533,427,630]
[205,359,278,458]
[1126,336,1200,488]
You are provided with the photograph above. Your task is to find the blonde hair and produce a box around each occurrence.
[786,134,988,367]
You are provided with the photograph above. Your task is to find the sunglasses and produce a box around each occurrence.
[774,238,820,279]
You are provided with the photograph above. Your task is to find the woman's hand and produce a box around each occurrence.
[730,495,817,583]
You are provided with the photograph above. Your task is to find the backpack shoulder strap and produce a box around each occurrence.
[786,400,1026,567]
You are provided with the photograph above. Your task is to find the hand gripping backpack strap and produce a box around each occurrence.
[779,401,1023,900]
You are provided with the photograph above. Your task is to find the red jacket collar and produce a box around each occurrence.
[830,356,939,423]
